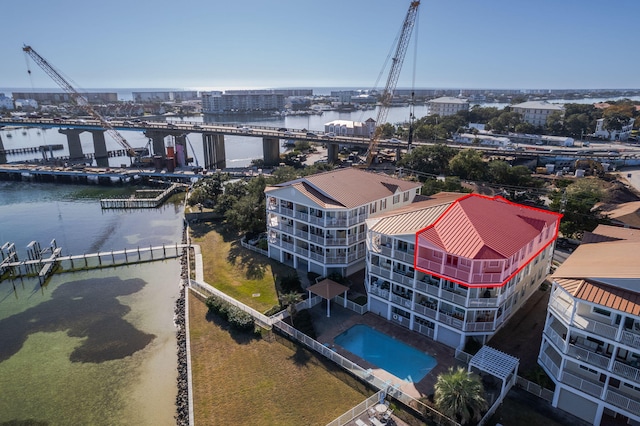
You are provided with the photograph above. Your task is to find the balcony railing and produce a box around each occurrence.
[307,215,324,226]
[294,246,308,255]
[294,210,308,221]
[390,293,412,308]
[370,265,392,279]
[605,389,640,417]
[326,237,347,246]
[573,314,618,340]
[464,321,495,332]
[395,250,414,264]
[325,217,347,227]
[467,296,499,308]
[414,303,437,319]
[280,241,294,251]
[377,245,392,257]
[392,271,414,286]
[414,323,434,339]
[539,351,560,380]
[567,343,610,369]
[548,296,573,324]
[369,286,389,299]
[544,325,568,353]
[561,370,604,398]
[613,360,640,384]
[438,312,464,330]
[279,207,294,217]
[440,288,467,306]
[621,329,640,350]
[308,252,324,262]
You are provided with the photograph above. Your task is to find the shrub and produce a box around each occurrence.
[280,274,302,293]
[226,306,255,331]
[307,271,321,283]
[293,309,316,339]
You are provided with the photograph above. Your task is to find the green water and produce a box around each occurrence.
[0,181,183,425]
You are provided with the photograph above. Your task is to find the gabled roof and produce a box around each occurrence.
[367,192,462,236]
[417,194,561,260]
[265,168,421,209]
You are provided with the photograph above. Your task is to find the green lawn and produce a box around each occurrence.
[190,222,295,313]
[189,292,369,425]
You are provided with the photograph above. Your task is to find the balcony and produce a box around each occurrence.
[308,252,324,262]
[613,359,640,384]
[605,389,640,417]
[414,302,437,319]
[440,288,467,307]
[561,370,604,398]
[395,250,414,264]
[567,342,610,369]
[370,265,392,280]
[369,285,389,299]
[294,246,308,256]
[544,324,568,353]
[621,329,640,350]
[572,314,618,341]
[438,312,464,330]
[294,210,308,221]
[539,350,561,380]
[308,215,324,226]
[415,279,440,297]
[548,295,574,325]
[415,322,435,339]
[325,217,347,227]
[390,293,412,309]
[464,321,495,332]
[392,271,414,286]
[326,237,348,246]
[279,206,294,218]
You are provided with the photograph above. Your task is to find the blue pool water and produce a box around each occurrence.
[334,324,437,383]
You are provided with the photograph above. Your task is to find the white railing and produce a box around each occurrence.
[334,295,367,315]
[464,321,495,332]
[544,325,567,352]
[467,297,499,308]
[240,238,268,257]
[368,286,389,299]
[567,343,610,369]
[573,314,618,340]
[326,237,347,246]
[395,250,414,264]
[440,288,467,306]
[392,271,414,286]
[613,360,640,384]
[561,370,604,398]
[413,303,437,319]
[515,376,554,403]
[378,245,392,257]
[539,351,560,379]
[621,329,640,350]
[605,389,640,417]
[548,296,573,324]
[294,210,308,221]
[370,265,392,279]
[438,312,464,330]
[308,252,324,262]
[414,323,435,339]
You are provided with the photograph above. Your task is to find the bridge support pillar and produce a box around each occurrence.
[327,143,340,164]
[203,133,226,170]
[174,134,188,167]
[263,137,280,167]
[144,130,167,157]
[59,128,85,160]
[0,135,6,164]
[89,130,109,167]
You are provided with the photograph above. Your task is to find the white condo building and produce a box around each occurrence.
[427,97,469,117]
[366,193,562,349]
[593,117,636,141]
[265,168,422,277]
[511,101,564,126]
[539,225,640,426]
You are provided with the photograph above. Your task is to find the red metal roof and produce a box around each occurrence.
[417,194,562,260]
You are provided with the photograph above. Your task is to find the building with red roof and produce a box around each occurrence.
[367,193,561,349]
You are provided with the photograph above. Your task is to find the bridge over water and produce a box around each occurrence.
[2,117,640,171]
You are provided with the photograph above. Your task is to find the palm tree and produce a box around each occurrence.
[434,366,487,425]
[279,292,302,326]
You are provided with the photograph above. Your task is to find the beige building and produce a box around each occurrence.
[427,97,469,117]
[264,168,422,277]
[539,225,640,425]
[511,101,564,126]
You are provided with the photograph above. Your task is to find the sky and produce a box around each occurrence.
[1,0,639,92]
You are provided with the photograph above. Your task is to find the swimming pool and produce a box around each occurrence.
[334,324,437,383]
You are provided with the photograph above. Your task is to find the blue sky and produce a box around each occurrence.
[2,0,638,91]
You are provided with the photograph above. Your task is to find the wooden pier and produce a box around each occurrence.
[1,241,190,285]
[99,183,185,209]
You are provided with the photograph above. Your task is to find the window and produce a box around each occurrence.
[370,202,377,214]
[380,199,387,209]
[593,307,611,317]
[393,194,400,204]
[403,192,410,202]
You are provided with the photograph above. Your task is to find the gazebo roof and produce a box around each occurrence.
[307,279,349,300]
[469,346,519,382]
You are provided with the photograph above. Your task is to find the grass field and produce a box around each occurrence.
[189,292,370,425]
[189,221,295,313]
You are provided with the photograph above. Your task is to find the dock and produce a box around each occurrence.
[1,239,190,285]
[100,183,185,209]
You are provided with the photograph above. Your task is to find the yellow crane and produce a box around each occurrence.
[22,45,145,161]
[364,1,420,167]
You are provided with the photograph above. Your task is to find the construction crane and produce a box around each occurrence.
[22,45,144,161]
[364,1,420,167]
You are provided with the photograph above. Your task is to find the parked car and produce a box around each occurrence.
[277,127,287,132]
[306,132,318,137]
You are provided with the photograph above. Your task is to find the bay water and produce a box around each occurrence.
[0,181,184,425]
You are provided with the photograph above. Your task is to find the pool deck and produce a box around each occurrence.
[310,302,462,400]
